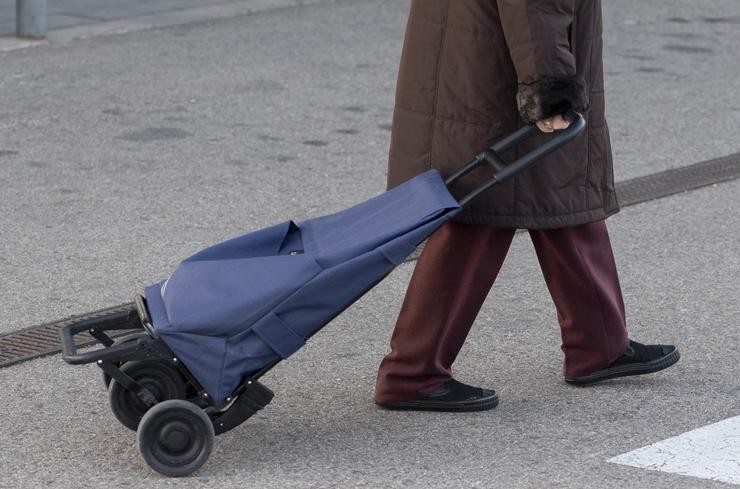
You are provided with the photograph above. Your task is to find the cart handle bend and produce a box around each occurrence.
[447,114,586,207]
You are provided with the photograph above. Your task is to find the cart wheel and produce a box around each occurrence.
[101,332,150,389]
[137,399,214,477]
[108,361,186,431]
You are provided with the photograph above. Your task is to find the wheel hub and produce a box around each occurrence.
[160,421,192,454]
[137,399,216,477]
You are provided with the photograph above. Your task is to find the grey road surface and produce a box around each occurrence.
[0,0,738,335]
[1,178,738,489]
[0,0,738,487]
[0,0,275,37]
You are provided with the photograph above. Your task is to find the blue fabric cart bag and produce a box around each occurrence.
[144,169,461,402]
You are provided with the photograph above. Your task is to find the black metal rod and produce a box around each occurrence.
[495,115,586,183]
[63,340,140,365]
[445,156,484,186]
[490,124,539,153]
[457,115,586,207]
[445,125,541,188]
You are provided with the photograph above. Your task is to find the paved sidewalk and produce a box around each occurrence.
[0,0,292,37]
[0,0,738,487]
[0,0,334,49]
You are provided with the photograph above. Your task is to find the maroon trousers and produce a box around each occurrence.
[374,220,630,404]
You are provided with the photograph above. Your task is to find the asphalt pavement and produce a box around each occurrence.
[0,0,228,36]
[0,0,331,38]
[0,0,738,487]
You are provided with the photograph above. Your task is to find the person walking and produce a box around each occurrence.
[374,0,680,412]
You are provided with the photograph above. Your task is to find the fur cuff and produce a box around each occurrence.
[516,75,589,123]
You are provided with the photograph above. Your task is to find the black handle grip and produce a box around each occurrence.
[447,115,586,207]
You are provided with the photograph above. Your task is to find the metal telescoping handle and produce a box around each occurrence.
[447,115,586,207]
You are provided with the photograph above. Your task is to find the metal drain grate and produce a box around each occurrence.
[616,153,740,207]
[0,152,738,369]
[0,303,136,368]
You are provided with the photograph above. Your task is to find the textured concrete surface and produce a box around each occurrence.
[0,178,738,488]
[602,1,740,181]
[0,0,739,487]
[0,0,738,336]
[0,0,330,38]
[0,0,339,52]
[1,0,225,36]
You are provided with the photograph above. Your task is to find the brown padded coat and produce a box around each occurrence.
[387,0,619,228]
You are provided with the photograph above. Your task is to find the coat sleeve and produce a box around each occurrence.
[496,0,589,123]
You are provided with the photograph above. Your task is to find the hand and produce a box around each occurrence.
[536,114,571,133]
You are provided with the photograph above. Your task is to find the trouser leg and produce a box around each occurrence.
[374,221,515,404]
[528,220,630,378]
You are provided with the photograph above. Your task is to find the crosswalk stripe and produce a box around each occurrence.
[608,415,740,485]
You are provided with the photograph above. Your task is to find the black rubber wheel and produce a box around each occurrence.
[108,361,186,431]
[137,399,215,477]
[101,332,150,389]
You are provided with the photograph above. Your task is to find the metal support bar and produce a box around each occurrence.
[444,155,485,187]
[99,362,158,406]
[88,328,115,347]
[16,0,47,39]
[445,124,538,187]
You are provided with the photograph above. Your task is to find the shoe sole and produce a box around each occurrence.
[375,393,499,413]
[564,348,680,386]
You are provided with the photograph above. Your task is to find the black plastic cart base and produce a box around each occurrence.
[61,294,275,476]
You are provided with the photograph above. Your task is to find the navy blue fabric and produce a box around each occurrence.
[252,312,305,358]
[144,170,461,402]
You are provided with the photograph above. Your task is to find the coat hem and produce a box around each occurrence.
[451,204,620,229]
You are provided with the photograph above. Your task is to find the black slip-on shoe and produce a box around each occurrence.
[565,340,680,386]
[375,379,498,412]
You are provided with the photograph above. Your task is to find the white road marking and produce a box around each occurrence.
[608,415,740,485]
